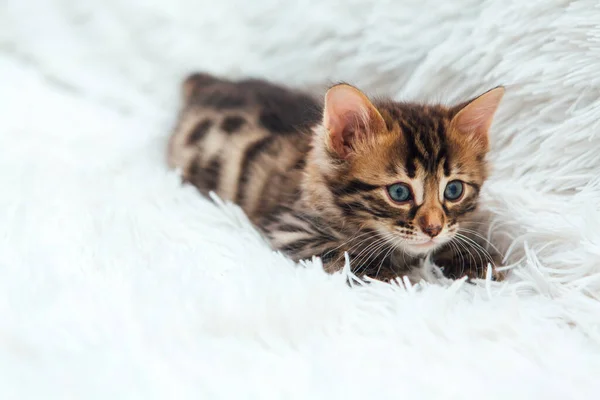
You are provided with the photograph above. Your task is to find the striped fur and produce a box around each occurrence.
[168,73,504,281]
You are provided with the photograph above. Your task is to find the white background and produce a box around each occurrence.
[1,0,600,398]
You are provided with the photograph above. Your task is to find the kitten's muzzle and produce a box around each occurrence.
[422,224,442,238]
[418,214,443,238]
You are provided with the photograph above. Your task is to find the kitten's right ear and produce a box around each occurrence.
[323,84,386,159]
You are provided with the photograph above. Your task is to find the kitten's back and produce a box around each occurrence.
[168,73,322,222]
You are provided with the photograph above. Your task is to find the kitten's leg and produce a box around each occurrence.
[261,207,346,266]
[262,208,405,281]
[433,239,504,281]
[267,206,504,282]
[318,247,404,283]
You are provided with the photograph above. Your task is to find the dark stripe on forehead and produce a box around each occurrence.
[401,123,420,178]
[380,102,455,178]
[436,118,447,140]
[435,121,451,175]
[406,158,417,178]
[425,119,444,172]
[403,111,451,174]
[436,147,448,175]
[443,155,451,176]
[403,122,437,174]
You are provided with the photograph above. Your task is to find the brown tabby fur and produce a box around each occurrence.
[168,73,504,282]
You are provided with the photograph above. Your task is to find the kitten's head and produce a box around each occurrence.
[306,84,504,256]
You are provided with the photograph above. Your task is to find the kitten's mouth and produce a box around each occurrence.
[405,237,448,254]
[392,231,451,255]
[411,239,437,249]
[412,239,434,246]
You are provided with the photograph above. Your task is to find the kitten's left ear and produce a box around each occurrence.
[450,86,505,150]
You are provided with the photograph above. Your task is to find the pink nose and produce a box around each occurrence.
[422,224,442,238]
[418,212,444,238]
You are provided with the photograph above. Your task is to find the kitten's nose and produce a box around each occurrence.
[418,215,442,238]
[422,224,442,238]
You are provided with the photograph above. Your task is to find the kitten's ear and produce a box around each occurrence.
[450,86,505,150]
[323,84,387,158]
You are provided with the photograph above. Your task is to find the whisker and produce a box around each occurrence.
[359,232,400,273]
[458,234,486,271]
[447,240,464,278]
[331,233,387,270]
[457,227,503,256]
[454,239,469,278]
[458,219,512,241]
[375,240,401,279]
[454,233,496,278]
[349,232,389,261]
[399,237,410,269]
[456,233,494,265]
[454,240,466,276]
[353,233,396,273]
[453,236,475,277]
[349,232,394,273]
[323,228,380,259]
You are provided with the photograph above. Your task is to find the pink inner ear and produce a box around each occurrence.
[453,87,504,143]
[326,113,358,158]
[324,87,369,130]
[323,85,377,158]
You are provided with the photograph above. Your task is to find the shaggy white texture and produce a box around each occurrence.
[2,0,600,398]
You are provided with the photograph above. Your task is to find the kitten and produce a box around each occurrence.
[168,73,504,282]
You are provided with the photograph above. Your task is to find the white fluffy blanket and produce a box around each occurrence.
[2,0,600,398]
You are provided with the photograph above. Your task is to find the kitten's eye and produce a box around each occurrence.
[444,180,464,201]
[387,183,412,203]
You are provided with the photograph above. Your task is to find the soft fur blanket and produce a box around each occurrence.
[2,0,600,398]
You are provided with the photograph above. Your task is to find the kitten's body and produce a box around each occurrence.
[169,73,503,281]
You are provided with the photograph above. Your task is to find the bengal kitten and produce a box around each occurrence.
[168,73,505,282]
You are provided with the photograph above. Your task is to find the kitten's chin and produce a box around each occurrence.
[402,238,448,256]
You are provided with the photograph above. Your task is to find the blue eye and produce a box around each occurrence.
[444,180,464,201]
[387,183,412,203]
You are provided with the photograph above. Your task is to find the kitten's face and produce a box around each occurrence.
[313,84,503,256]
[342,108,487,255]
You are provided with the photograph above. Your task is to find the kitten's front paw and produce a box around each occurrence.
[433,245,504,282]
[464,265,504,282]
